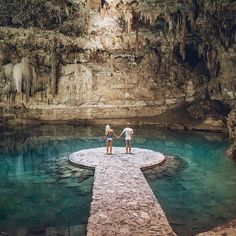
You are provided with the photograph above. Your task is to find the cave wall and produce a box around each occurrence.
[0,0,235,124]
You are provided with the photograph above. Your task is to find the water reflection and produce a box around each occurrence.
[0,125,98,235]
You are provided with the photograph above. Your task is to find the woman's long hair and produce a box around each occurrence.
[105,125,110,136]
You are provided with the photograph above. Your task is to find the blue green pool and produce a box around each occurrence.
[0,125,235,235]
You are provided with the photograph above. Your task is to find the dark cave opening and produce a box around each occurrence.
[186,44,211,78]
[185,44,201,68]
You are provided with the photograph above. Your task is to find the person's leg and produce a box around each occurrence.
[128,140,131,154]
[108,140,113,154]
[106,141,109,154]
[125,140,128,154]
[110,141,113,154]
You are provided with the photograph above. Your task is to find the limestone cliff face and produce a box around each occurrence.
[0,0,235,126]
[227,109,236,159]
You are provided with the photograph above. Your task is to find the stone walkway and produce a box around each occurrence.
[69,147,176,236]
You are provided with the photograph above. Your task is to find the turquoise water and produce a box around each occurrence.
[136,128,236,235]
[0,125,99,235]
[0,125,235,235]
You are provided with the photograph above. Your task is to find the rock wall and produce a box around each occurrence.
[0,0,235,129]
[227,109,236,160]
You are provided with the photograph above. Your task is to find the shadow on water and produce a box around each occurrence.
[0,124,235,236]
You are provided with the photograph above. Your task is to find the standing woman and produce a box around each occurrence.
[105,125,117,154]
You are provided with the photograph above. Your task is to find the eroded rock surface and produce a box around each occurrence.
[227,109,236,159]
[0,0,234,128]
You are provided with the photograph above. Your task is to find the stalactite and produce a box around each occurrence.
[87,0,91,13]
[168,31,176,54]
[181,17,186,41]
[106,0,120,9]
[44,79,47,98]
[51,48,59,96]
[22,57,32,100]
[86,0,91,30]
[179,16,186,61]
[13,63,23,93]
[148,13,154,25]
[0,43,8,67]
[180,43,186,61]
[0,52,4,66]
[60,0,69,16]
[124,9,133,34]
[168,16,173,32]
[136,35,145,51]
[31,66,38,94]
[206,49,211,71]
[101,0,105,8]
[140,12,146,24]
[210,48,219,77]
[100,7,105,20]
[175,15,181,43]
[2,63,13,82]
[0,60,10,99]
[198,44,203,57]
[0,66,4,84]
[100,0,106,19]
[213,48,218,61]
[140,11,158,26]
[188,11,195,30]
[149,51,159,73]
[136,26,139,53]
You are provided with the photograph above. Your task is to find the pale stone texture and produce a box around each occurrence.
[0,7,204,122]
[0,1,234,134]
[227,109,236,159]
[69,147,176,236]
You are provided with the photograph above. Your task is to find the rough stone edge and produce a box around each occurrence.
[140,157,166,171]
[68,157,96,170]
[68,159,96,170]
[68,148,166,171]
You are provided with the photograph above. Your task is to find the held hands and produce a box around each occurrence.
[113,133,121,139]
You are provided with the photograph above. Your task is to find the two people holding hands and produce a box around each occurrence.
[105,123,134,155]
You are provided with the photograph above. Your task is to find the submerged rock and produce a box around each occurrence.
[197,218,236,236]
[66,182,82,188]
[143,155,187,181]
[38,157,94,183]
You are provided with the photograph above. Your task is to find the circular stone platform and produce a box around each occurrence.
[68,147,165,170]
[68,147,176,236]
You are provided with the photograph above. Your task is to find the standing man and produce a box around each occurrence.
[118,123,134,154]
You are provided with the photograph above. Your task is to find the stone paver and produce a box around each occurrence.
[69,147,176,236]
